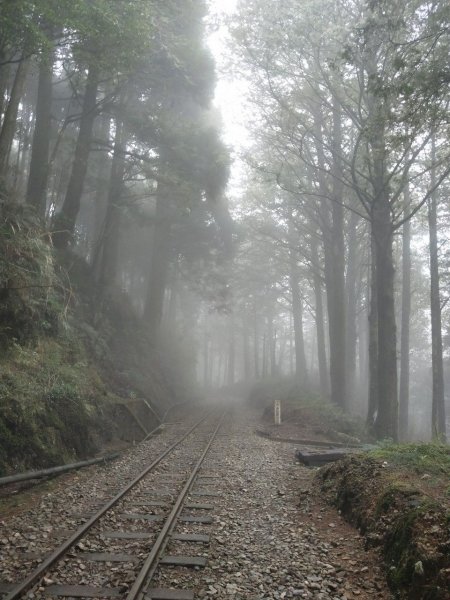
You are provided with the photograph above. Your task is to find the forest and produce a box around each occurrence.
[0,0,449,471]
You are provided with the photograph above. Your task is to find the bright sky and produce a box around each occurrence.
[206,0,251,193]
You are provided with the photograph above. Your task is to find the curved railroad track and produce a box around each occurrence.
[1,409,227,600]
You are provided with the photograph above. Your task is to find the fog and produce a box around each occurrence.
[1,0,449,445]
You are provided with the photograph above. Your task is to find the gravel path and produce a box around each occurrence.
[155,405,392,599]
[0,404,392,600]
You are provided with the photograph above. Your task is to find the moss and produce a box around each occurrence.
[375,482,421,517]
[0,335,111,475]
[317,455,450,600]
[0,202,64,348]
[369,443,450,476]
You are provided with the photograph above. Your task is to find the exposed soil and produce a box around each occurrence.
[259,406,362,447]
[316,455,450,599]
[255,400,449,598]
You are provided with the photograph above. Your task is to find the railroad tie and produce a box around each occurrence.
[183,502,214,510]
[171,533,210,543]
[159,555,207,567]
[76,552,139,563]
[101,531,153,540]
[131,500,169,507]
[122,513,165,521]
[44,584,121,597]
[145,589,194,599]
[178,514,213,524]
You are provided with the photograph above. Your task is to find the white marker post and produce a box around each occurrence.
[274,399,281,425]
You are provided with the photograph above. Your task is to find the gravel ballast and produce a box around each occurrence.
[0,406,392,599]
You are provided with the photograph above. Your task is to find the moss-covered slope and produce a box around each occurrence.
[0,203,182,475]
[317,446,450,599]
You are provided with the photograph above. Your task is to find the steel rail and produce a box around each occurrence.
[4,413,212,600]
[127,411,227,600]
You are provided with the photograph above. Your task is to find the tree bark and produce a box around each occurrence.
[227,315,236,386]
[0,58,29,182]
[289,251,308,383]
[96,116,127,292]
[26,52,54,216]
[429,134,446,441]
[399,185,411,441]
[367,237,379,433]
[53,62,99,248]
[327,97,347,409]
[143,180,173,338]
[314,103,346,407]
[373,202,398,441]
[0,61,11,127]
[243,317,250,381]
[253,305,260,379]
[345,210,359,409]
[311,232,329,398]
[364,21,398,441]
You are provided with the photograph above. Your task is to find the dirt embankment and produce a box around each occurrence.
[250,379,449,598]
[316,453,450,599]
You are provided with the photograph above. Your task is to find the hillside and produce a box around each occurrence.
[0,202,187,475]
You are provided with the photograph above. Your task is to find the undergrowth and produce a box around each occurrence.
[0,201,190,474]
[369,442,450,476]
[0,333,115,475]
[248,377,365,439]
[0,202,67,347]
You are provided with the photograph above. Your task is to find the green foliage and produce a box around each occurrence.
[0,202,64,346]
[369,443,450,476]
[0,336,104,474]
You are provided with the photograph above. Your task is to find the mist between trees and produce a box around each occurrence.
[0,0,449,444]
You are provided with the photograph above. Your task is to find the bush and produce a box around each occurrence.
[0,202,64,347]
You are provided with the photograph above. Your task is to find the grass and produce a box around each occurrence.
[369,442,450,476]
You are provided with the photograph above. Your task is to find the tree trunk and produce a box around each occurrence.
[0,58,29,182]
[53,62,99,248]
[290,259,308,383]
[143,180,173,338]
[26,51,54,216]
[203,318,209,388]
[262,333,267,378]
[228,315,236,386]
[367,237,379,432]
[267,313,277,376]
[345,210,359,409]
[253,305,260,379]
[311,233,329,397]
[429,135,446,441]
[0,62,11,127]
[327,96,347,409]
[373,203,398,441]
[13,98,32,195]
[399,185,411,441]
[96,116,126,292]
[364,23,398,441]
[314,106,345,407]
[243,318,250,381]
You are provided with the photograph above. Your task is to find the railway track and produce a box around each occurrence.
[0,409,228,600]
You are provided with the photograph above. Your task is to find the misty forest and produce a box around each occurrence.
[0,0,450,454]
[0,0,450,458]
[1,1,450,598]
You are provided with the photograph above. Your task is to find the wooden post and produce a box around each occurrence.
[274,399,281,425]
